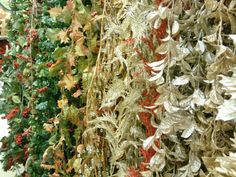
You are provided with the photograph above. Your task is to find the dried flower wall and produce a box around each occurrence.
[1,0,236,177]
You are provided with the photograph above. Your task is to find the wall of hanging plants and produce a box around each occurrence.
[0,0,236,177]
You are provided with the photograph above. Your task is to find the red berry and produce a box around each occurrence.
[17,73,23,81]
[15,134,23,145]
[22,107,30,118]
[37,87,48,93]
[46,62,53,67]
[5,107,20,120]
[13,60,19,69]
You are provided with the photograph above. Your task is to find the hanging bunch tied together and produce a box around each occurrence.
[84,0,166,176]
[137,0,236,176]
[0,0,63,176]
[40,0,101,176]
[84,0,236,176]
[0,0,37,173]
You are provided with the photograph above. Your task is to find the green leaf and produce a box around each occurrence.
[12,95,21,104]
[46,28,61,42]
[53,47,68,59]
[13,20,24,32]
[48,134,57,145]
[13,118,21,124]
[38,68,49,78]
[49,59,65,77]
[17,36,26,47]
[58,8,72,24]
[0,0,10,11]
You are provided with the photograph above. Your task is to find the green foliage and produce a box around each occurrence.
[0,0,65,176]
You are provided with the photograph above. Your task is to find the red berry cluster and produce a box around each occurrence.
[16,53,30,62]
[31,29,38,39]
[46,61,53,68]
[15,134,23,146]
[5,107,19,120]
[13,60,19,69]
[26,29,38,46]
[17,73,23,81]
[22,107,31,118]
[37,86,48,93]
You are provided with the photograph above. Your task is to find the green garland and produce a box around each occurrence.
[0,0,65,176]
[1,0,100,176]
